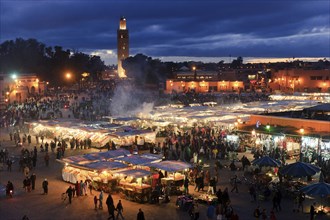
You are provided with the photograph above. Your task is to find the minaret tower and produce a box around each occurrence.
[117,16,129,78]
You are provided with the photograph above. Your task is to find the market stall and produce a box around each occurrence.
[62,161,128,191]
[146,160,192,195]
[114,169,152,203]
[60,149,131,192]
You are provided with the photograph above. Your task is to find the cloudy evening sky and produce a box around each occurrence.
[0,0,329,64]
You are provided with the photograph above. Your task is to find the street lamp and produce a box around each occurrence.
[192,66,197,81]
[65,73,72,79]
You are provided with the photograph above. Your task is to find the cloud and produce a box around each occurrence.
[1,0,329,64]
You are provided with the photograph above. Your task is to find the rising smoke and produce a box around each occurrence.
[109,82,155,117]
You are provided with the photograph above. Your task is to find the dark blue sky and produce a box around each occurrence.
[1,0,329,64]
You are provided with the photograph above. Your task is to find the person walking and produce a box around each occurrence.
[231,175,239,193]
[137,208,145,220]
[42,178,48,195]
[116,200,124,220]
[66,186,73,204]
[30,173,36,190]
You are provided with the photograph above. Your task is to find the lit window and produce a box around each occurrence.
[123,46,125,50]
[121,35,123,38]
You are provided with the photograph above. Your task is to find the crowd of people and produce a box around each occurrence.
[0,81,328,220]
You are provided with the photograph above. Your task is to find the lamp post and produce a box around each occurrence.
[299,127,304,162]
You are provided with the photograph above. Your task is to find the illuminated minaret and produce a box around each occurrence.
[117,16,129,78]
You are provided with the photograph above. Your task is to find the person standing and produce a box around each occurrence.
[24,166,30,177]
[137,208,145,220]
[276,190,282,211]
[27,134,31,144]
[207,204,215,220]
[88,181,93,195]
[194,202,200,220]
[44,152,49,167]
[99,190,103,209]
[42,178,48,195]
[106,194,114,219]
[270,210,277,220]
[94,195,98,210]
[75,181,80,197]
[30,173,36,190]
[297,192,305,212]
[116,200,124,220]
[310,203,315,220]
[6,158,12,172]
[184,176,189,195]
[32,154,37,168]
[66,186,73,204]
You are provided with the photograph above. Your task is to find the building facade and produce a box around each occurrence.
[0,74,46,104]
[269,69,330,93]
[165,69,244,94]
[117,17,129,78]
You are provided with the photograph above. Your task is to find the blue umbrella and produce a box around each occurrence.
[280,162,320,177]
[300,182,330,198]
[252,156,281,167]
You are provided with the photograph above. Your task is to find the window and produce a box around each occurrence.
[122,46,125,50]
[310,76,323,80]
[121,35,123,39]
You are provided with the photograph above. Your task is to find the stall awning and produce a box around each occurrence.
[62,155,90,165]
[115,155,161,165]
[146,160,192,172]
[82,161,128,171]
[61,149,131,165]
[114,169,151,178]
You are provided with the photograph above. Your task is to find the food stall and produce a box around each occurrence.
[60,149,131,191]
[61,161,128,191]
[114,169,152,203]
[146,160,192,195]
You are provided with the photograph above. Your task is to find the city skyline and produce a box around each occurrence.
[1,0,329,65]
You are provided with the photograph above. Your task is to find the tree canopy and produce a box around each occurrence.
[0,38,106,85]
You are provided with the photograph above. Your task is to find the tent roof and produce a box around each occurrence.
[303,103,330,112]
[83,161,128,171]
[115,155,161,165]
[114,169,151,178]
[62,149,130,165]
[146,160,192,172]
